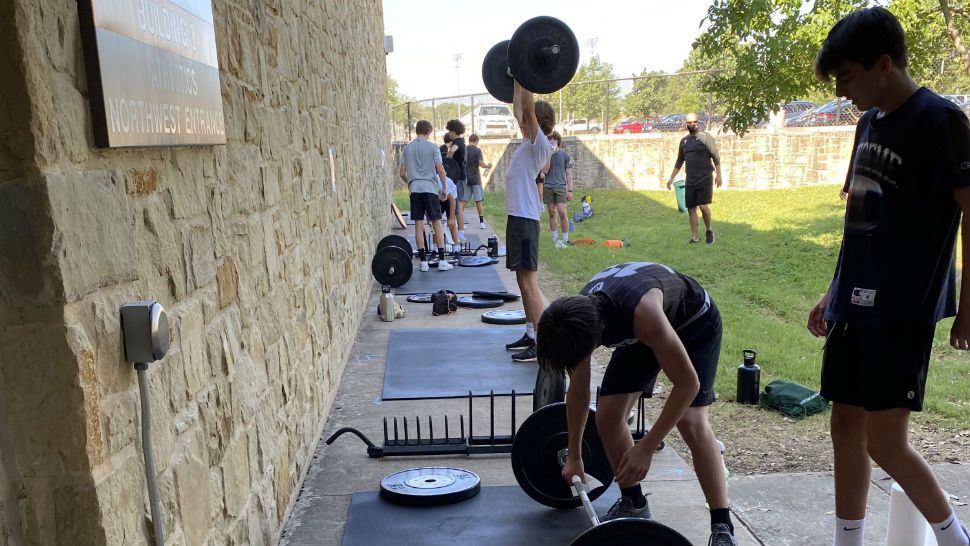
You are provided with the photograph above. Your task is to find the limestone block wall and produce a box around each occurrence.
[475,126,855,192]
[0,1,392,545]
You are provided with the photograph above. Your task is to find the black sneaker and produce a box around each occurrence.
[511,346,537,362]
[689,238,700,244]
[708,523,737,546]
[706,230,715,244]
[505,334,535,351]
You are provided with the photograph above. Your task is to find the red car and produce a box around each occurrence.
[612,117,659,134]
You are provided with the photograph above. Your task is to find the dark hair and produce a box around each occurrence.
[537,295,602,375]
[442,133,453,144]
[415,120,433,135]
[535,101,556,135]
[549,131,562,145]
[815,7,908,81]
[468,134,480,143]
[446,119,465,135]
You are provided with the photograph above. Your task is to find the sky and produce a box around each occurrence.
[382,0,714,101]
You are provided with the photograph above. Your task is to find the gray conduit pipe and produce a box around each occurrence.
[136,363,165,546]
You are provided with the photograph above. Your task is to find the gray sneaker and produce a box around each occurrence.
[708,523,737,546]
[601,496,651,521]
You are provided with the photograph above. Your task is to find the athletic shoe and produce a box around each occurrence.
[601,497,652,522]
[419,261,429,272]
[480,221,488,229]
[689,239,700,244]
[437,260,453,271]
[505,333,535,351]
[708,523,737,546]
[706,230,715,244]
[511,346,537,362]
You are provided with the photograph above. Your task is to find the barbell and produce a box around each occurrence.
[372,234,414,287]
[511,403,692,546]
[482,16,580,104]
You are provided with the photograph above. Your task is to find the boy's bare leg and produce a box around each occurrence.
[831,404,871,520]
[413,219,426,253]
[547,204,559,232]
[688,207,700,241]
[475,200,484,218]
[865,408,952,522]
[594,392,642,487]
[515,269,546,329]
[557,203,569,237]
[447,198,459,244]
[456,202,466,233]
[431,219,446,250]
[677,407,728,510]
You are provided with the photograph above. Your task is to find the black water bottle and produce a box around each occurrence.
[487,235,499,258]
[736,349,761,404]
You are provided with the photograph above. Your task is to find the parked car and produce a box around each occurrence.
[560,119,603,134]
[649,113,687,132]
[612,117,659,134]
[788,99,863,126]
[782,101,818,124]
[461,103,518,139]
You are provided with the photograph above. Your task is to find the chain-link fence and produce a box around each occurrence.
[388,70,892,142]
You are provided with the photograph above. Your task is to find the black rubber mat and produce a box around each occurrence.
[341,484,622,546]
[394,261,505,296]
[382,328,537,400]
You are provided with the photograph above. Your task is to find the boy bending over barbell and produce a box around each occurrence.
[537,261,737,546]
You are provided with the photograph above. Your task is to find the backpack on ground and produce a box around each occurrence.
[759,380,828,420]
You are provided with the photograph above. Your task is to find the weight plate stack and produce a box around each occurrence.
[371,245,413,287]
[406,294,434,303]
[379,467,481,507]
[481,309,527,325]
[377,234,413,256]
[508,16,580,95]
[459,256,498,267]
[511,403,613,509]
[457,296,504,309]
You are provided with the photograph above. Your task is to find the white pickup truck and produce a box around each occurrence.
[559,119,603,135]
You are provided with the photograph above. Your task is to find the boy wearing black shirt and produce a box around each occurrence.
[537,262,736,546]
[808,8,970,546]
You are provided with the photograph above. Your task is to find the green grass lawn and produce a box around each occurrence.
[395,186,968,428]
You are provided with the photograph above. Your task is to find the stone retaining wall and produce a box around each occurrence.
[0,1,392,544]
[470,127,855,191]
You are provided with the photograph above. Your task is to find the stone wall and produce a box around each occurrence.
[475,126,855,191]
[0,1,392,545]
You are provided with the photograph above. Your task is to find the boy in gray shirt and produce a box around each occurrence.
[539,131,574,248]
[398,120,453,272]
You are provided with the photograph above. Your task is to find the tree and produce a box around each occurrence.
[695,0,970,135]
[623,70,677,118]
[560,55,621,122]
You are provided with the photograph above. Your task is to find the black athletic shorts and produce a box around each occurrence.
[685,178,713,209]
[821,321,936,411]
[600,301,722,407]
[409,191,441,221]
[506,215,540,271]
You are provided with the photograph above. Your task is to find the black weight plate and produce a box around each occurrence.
[442,157,461,183]
[457,296,503,309]
[533,367,566,411]
[509,16,579,95]
[473,290,521,301]
[407,294,434,303]
[371,246,413,287]
[482,40,514,103]
[459,256,498,267]
[482,309,527,325]
[377,234,413,256]
[570,518,693,546]
[379,467,481,507]
[511,402,613,509]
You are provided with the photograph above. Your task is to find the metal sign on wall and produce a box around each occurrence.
[78,0,226,148]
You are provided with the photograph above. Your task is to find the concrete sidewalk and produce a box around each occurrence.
[277,226,970,546]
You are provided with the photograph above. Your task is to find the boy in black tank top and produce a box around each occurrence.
[537,262,736,546]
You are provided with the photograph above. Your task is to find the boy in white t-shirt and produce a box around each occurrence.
[504,80,556,362]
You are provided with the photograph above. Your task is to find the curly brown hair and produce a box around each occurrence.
[535,101,556,136]
[445,119,465,135]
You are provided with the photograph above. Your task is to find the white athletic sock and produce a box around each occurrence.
[526,322,536,340]
[833,517,864,546]
[932,509,970,546]
[458,230,465,240]
[552,231,559,242]
[563,232,569,242]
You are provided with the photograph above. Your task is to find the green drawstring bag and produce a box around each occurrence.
[759,380,829,420]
